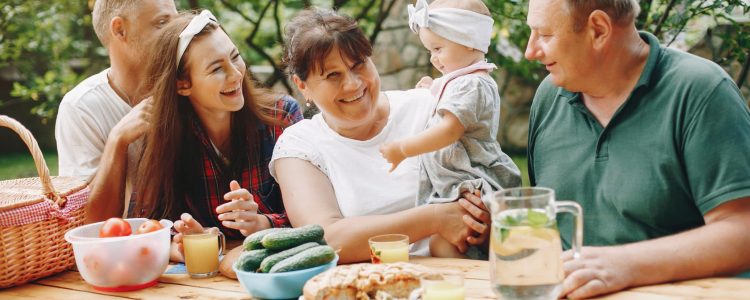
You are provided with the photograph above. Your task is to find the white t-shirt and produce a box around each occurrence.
[270,89,433,254]
[55,69,141,212]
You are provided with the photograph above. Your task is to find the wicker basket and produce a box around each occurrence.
[0,115,89,288]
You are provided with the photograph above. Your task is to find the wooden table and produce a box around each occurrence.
[2,257,749,299]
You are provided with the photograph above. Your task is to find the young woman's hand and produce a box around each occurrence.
[171,213,219,262]
[216,180,269,236]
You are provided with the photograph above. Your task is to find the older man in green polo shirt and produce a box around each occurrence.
[525,0,750,298]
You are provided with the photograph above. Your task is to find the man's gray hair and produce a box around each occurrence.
[92,0,138,47]
[564,0,641,32]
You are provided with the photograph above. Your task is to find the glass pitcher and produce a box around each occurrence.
[488,187,582,300]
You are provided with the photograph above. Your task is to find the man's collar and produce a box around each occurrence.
[634,31,662,90]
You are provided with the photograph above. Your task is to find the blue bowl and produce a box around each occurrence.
[233,255,338,299]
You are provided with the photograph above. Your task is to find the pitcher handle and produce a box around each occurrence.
[555,201,583,259]
[217,231,226,255]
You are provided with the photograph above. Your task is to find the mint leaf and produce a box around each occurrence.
[500,228,510,242]
[503,215,520,226]
[527,210,549,227]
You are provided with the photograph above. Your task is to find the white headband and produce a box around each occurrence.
[407,0,494,53]
[176,10,218,67]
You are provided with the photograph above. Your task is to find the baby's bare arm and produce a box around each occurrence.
[402,111,464,157]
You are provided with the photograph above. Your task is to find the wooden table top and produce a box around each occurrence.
[1,256,748,299]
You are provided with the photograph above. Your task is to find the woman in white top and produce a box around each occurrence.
[270,8,491,263]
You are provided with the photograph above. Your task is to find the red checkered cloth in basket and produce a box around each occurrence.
[0,186,89,227]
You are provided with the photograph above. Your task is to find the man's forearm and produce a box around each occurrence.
[623,207,750,286]
[84,134,129,223]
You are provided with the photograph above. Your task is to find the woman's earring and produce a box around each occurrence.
[306,99,312,108]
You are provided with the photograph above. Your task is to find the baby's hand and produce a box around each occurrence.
[380,142,406,172]
[416,76,433,89]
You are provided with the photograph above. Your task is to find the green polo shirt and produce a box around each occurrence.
[528,32,750,248]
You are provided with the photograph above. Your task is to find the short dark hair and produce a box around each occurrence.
[564,0,640,32]
[282,8,372,81]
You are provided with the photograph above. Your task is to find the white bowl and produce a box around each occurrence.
[64,218,172,292]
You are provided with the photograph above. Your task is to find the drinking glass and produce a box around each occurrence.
[368,234,409,263]
[183,231,225,278]
[421,271,465,300]
[489,187,583,300]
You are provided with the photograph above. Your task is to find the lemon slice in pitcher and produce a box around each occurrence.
[492,226,553,258]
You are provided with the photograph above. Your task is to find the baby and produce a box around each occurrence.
[380,0,521,258]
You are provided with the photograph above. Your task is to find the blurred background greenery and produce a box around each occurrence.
[0,0,748,182]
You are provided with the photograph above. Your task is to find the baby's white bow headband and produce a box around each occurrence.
[407,0,494,53]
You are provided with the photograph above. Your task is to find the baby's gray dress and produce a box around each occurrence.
[417,74,521,207]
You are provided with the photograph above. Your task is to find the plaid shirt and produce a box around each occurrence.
[185,96,301,239]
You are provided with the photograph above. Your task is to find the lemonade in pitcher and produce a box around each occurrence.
[490,208,564,299]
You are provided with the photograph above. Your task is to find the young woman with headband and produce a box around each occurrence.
[133,10,301,268]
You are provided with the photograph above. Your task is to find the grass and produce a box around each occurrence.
[0,152,58,180]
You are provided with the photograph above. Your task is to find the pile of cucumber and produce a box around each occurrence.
[234,224,336,273]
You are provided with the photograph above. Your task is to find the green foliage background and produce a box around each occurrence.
[1,0,748,129]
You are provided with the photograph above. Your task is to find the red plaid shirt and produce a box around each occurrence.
[185,96,301,239]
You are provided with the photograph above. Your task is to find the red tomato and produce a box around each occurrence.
[135,219,163,234]
[135,245,157,267]
[99,217,132,237]
[108,261,139,286]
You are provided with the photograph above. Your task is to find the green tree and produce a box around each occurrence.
[485,0,750,93]
[0,0,101,124]
[180,0,401,93]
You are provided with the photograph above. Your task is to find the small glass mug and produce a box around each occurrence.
[183,231,226,278]
[489,187,583,300]
[421,271,465,300]
[368,234,409,264]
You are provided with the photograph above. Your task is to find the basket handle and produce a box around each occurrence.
[0,115,62,205]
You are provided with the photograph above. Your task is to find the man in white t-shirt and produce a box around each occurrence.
[55,0,177,223]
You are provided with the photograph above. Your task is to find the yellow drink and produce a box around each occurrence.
[183,233,221,277]
[373,243,409,263]
[368,234,409,264]
[423,282,465,300]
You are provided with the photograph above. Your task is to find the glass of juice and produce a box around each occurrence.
[183,231,225,278]
[368,234,409,264]
[489,187,583,300]
[421,271,465,300]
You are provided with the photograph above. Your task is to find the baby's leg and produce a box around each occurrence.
[429,234,469,259]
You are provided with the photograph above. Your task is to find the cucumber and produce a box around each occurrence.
[269,245,336,273]
[259,242,319,273]
[261,224,324,251]
[234,248,273,272]
[243,228,286,250]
